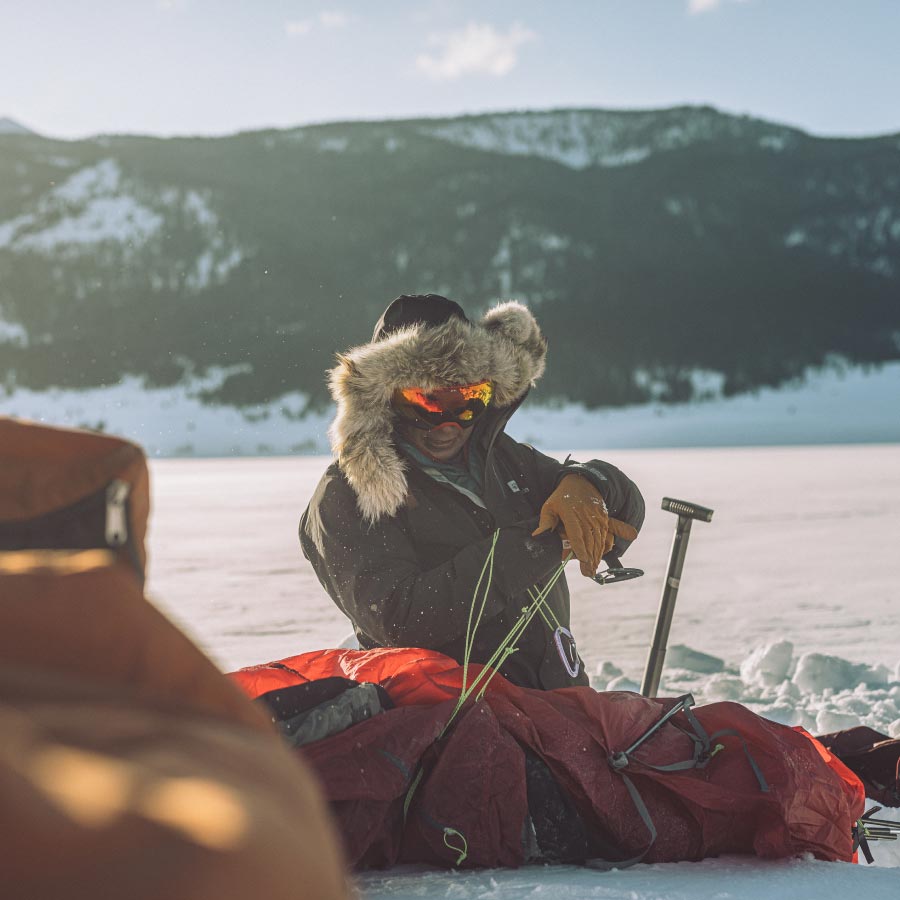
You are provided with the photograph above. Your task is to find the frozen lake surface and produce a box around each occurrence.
[147,444,900,683]
[145,444,900,895]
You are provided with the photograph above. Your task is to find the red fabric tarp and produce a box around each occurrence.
[231,647,864,869]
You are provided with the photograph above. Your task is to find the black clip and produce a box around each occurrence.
[593,553,644,585]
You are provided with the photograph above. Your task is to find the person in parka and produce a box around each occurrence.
[300,294,645,690]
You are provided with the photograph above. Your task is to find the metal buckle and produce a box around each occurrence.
[593,553,644,585]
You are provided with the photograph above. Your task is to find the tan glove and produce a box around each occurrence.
[532,474,638,577]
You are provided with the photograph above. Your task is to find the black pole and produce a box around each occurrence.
[640,498,714,698]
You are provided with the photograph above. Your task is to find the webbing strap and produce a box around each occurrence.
[598,697,702,868]
[608,697,769,792]
[634,698,712,773]
[680,697,712,749]
[595,694,771,868]
[585,772,657,871]
[707,728,770,793]
[609,695,701,770]
[854,823,876,864]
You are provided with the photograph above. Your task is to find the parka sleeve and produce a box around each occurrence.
[300,470,564,648]
[513,439,646,556]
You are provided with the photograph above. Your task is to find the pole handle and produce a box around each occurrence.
[661,497,714,522]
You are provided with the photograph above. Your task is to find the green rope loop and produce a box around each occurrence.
[443,826,469,866]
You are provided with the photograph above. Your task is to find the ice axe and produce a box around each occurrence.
[640,497,714,698]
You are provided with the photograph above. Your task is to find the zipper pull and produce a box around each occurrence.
[105,480,130,547]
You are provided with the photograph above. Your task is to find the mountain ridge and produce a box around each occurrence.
[1,104,898,414]
[0,117,36,136]
[7,103,900,143]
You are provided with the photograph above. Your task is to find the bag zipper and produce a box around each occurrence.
[105,480,130,547]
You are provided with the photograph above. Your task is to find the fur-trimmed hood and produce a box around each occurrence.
[328,301,547,522]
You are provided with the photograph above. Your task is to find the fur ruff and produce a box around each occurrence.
[329,301,547,522]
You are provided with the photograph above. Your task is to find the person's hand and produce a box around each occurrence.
[532,475,638,577]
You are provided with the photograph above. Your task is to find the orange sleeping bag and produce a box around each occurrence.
[233,646,865,869]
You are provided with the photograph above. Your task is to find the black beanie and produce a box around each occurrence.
[372,294,469,341]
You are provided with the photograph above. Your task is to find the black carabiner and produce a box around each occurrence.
[593,552,644,586]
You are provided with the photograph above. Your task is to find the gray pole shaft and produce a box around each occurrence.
[640,516,693,697]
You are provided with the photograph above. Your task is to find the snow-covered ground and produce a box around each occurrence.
[355,855,900,899]
[3,359,900,454]
[144,444,900,895]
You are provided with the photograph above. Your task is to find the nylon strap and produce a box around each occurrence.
[707,728,770,793]
[597,693,770,868]
[585,772,657,870]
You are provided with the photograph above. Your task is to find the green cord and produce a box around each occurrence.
[529,551,573,632]
[475,560,569,700]
[403,541,573,818]
[443,826,469,866]
[470,555,570,701]
[402,768,425,823]
[451,543,572,716]
[461,530,500,698]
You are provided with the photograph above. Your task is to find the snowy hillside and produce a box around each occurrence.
[0,158,243,297]
[416,106,802,169]
[2,105,899,421]
[2,360,898,456]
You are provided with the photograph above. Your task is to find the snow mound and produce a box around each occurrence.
[594,660,622,682]
[606,674,641,693]
[701,673,747,702]
[667,644,724,674]
[740,641,794,687]
[652,643,900,737]
[794,652,889,693]
[594,642,900,737]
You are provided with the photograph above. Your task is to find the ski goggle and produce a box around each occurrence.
[391,380,494,430]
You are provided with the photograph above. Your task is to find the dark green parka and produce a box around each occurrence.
[300,297,644,690]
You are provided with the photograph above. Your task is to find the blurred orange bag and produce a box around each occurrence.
[0,418,350,900]
[0,417,149,579]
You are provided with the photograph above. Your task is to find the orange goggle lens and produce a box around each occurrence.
[393,381,494,428]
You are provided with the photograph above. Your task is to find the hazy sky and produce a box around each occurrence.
[2,0,898,140]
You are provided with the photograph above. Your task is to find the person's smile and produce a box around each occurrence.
[419,423,470,460]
